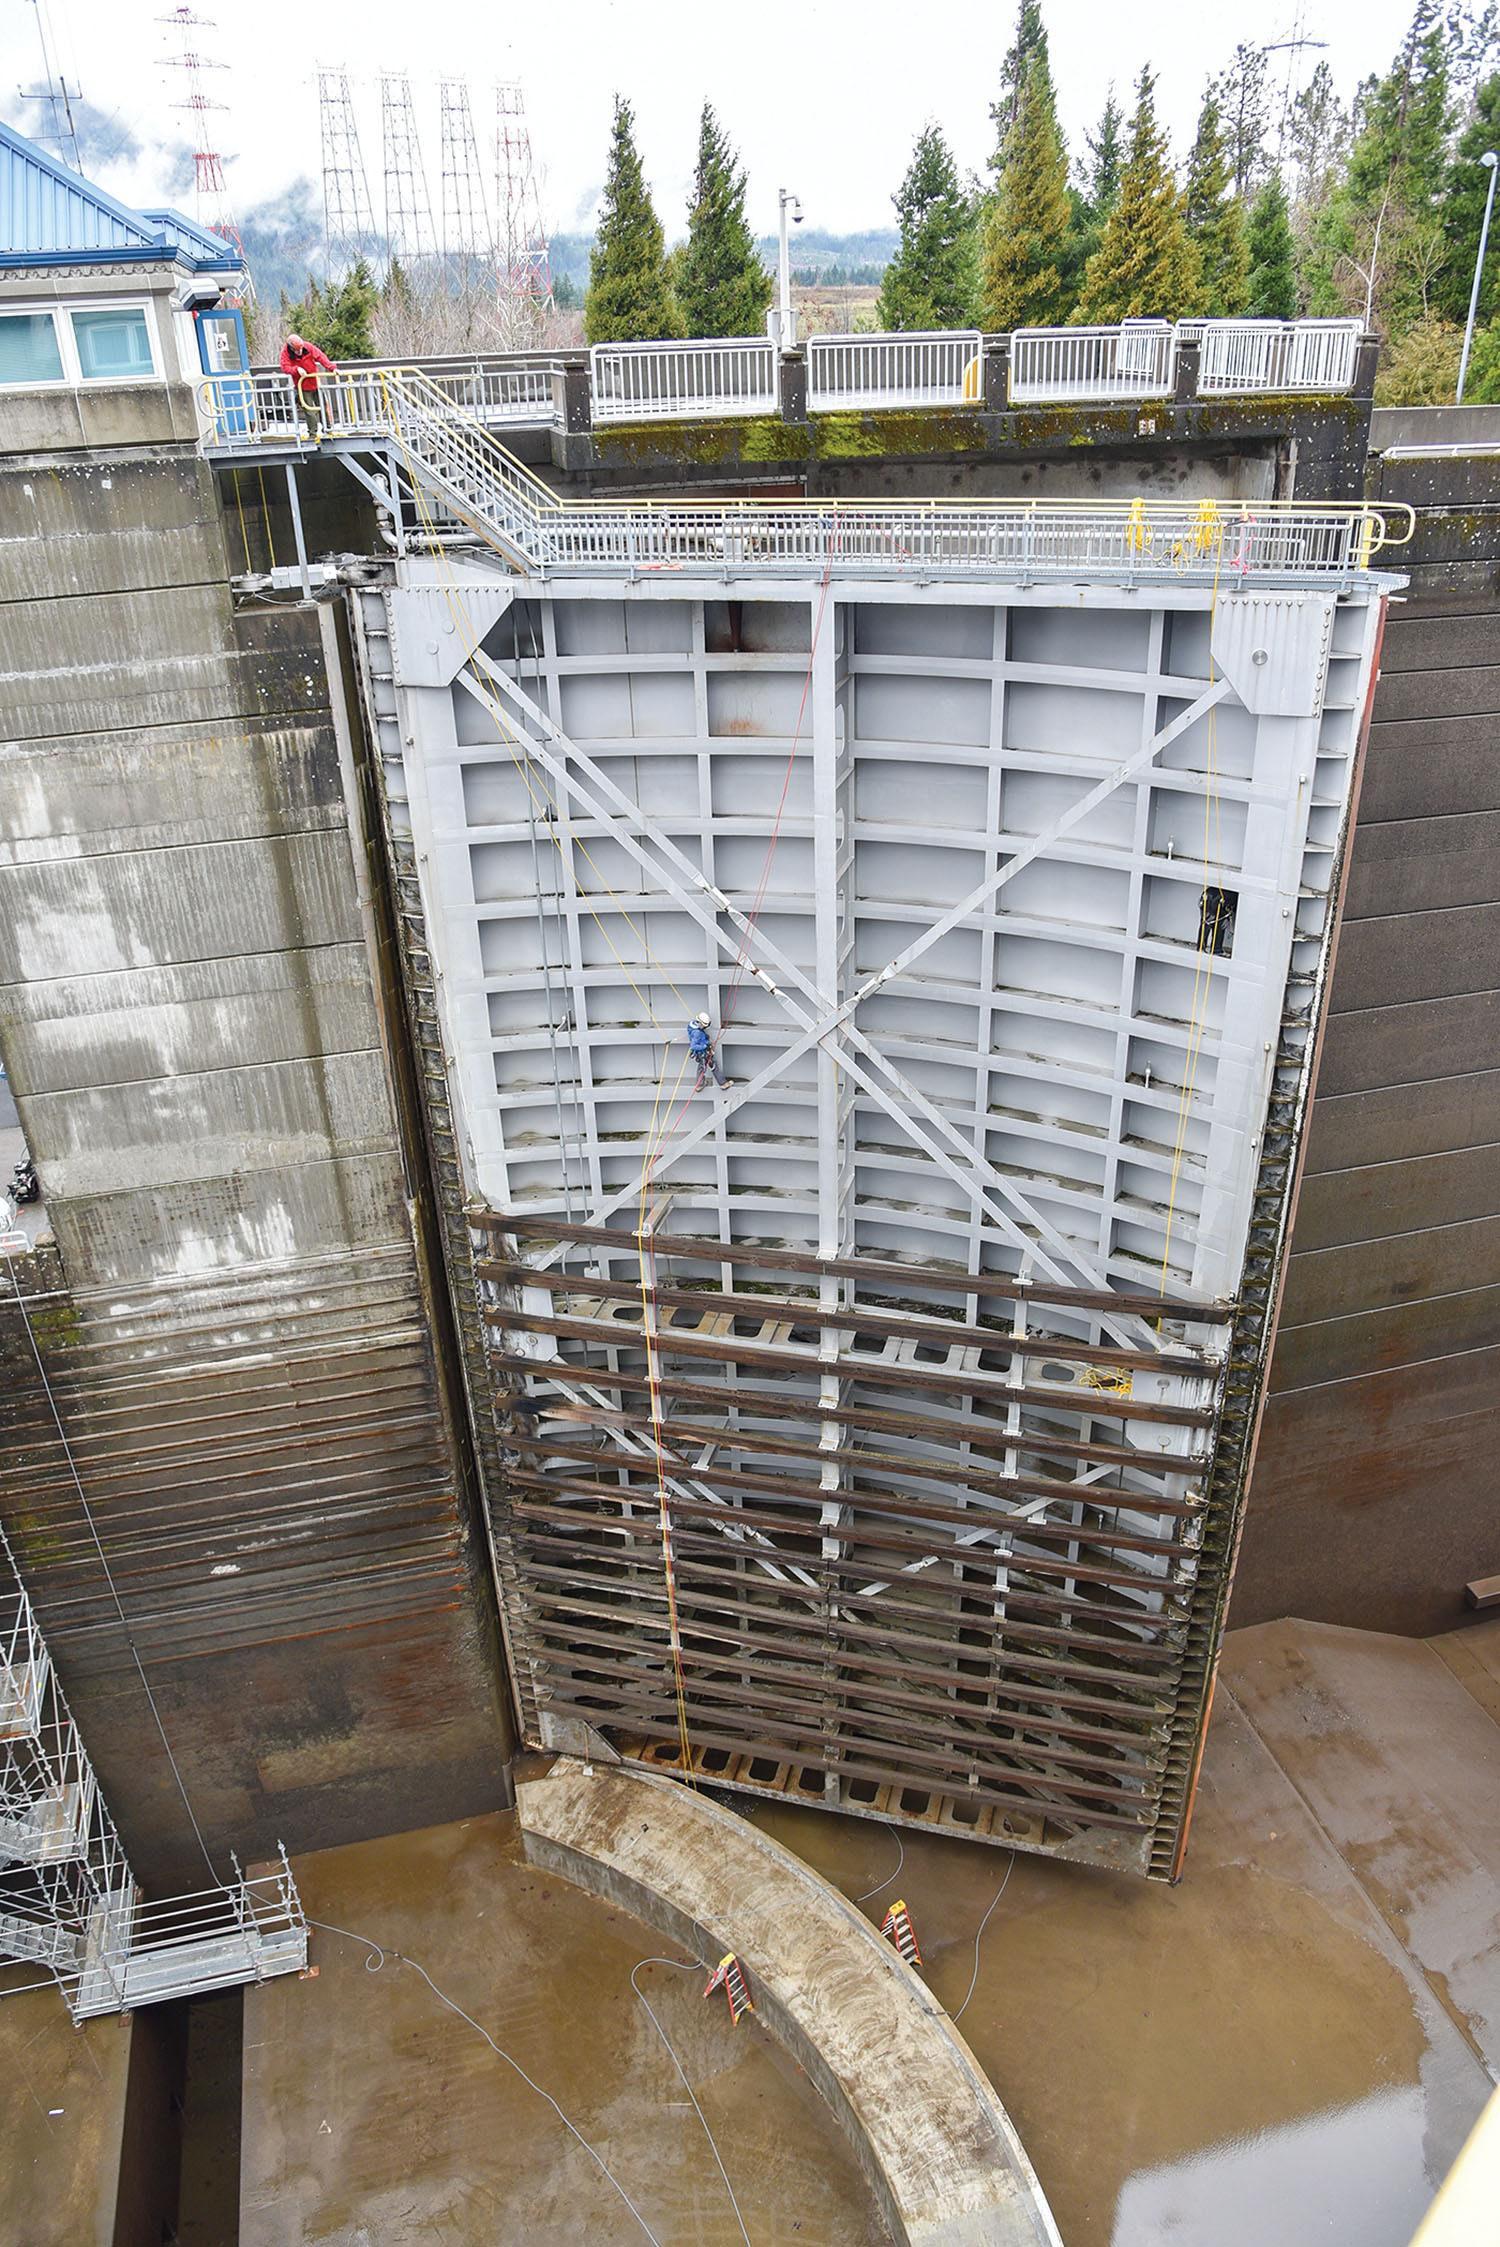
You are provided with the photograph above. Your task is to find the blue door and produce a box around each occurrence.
[195,308,253,437]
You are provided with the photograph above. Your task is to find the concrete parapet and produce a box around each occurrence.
[517,1756,1063,2247]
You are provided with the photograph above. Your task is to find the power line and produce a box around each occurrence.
[380,72,437,267]
[318,66,378,277]
[158,7,253,300]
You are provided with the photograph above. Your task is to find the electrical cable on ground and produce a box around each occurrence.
[630,1956,752,2247]
[0,1243,219,1882]
[951,1851,1015,2023]
[306,1919,665,2246]
[853,1830,905,1905]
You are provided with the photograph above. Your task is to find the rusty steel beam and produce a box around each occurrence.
[479,1210,1235,1323]
[519,1438,1193,1557]
[488,1349,1211,1480]
[506,1483,1188,1603]
[515,1562,1180,1689]
[482,1307,1215,1428]
[516,1408,1201,1518]
[477,1257,1211,1377]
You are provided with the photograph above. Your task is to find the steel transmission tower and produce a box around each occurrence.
[439,77,492,280]
[495,81,553,311]
[318,68,378,276]
[380,73,438,267]
[158,6,252,297]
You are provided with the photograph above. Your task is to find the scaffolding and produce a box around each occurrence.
[0,1529,306,2018]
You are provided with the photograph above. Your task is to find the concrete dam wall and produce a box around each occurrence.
[0,447,508,1886]
[2,377,1497,1883]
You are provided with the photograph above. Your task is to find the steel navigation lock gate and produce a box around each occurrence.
[350,522,1391,1882]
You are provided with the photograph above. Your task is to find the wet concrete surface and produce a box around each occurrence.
[242,1810,889,2246]
[0,1979,133,2246]
[123,1613,1500,2245]
[737,1621,1499,2247]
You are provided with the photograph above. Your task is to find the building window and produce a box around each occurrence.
[0,312,64,385]
[71,307,154,380]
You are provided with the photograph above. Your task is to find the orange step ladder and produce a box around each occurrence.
[703,1951,754,2023]
[880,1898,922,1966]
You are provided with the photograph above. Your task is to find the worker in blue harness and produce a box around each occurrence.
[687,1011,732,1089]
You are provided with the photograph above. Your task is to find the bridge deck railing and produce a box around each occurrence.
[1010,322,1177,404]
[590,339,779,424]
[1196,318,1363,395]
[806,331,984,412]
[212,319,1367,448]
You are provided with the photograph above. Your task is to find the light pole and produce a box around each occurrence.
[775,187,802,351]
[1457,149,1499,404]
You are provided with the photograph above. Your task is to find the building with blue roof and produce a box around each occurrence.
[0,118,244,450]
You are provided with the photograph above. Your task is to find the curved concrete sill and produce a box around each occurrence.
[517,1757,1061,2247]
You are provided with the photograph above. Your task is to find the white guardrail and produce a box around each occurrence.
[197,366,1403,585]
[806,332,983,411]
[199,318,1366,450]
[1196,318,1363,395]
[1010,322,1177,404]
[590,339,779,424]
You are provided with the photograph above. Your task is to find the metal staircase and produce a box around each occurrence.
[0,1533,307,2020]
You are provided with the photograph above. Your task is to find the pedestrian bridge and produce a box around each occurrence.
[197,361,1402,589]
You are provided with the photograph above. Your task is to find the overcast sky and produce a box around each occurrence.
[8,0,1425,237]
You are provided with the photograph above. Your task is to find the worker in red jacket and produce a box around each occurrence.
[279,332,337,442]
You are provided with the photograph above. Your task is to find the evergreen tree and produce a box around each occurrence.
[1347,0,1454,211]
[1082,91,1125,222]
[993,0,1057,152]
[1289,61,1350,214]
[1212,42,1275,197]
[1304,3,1456,330]
[1184,93,1250,315]
[1245,174,1298,316]
[878,125,976,330]
[981,50,1073,327]
[677,105,772,339]
[1438,73,1500,326]
[1074,70,1201,320]
[284,259,378,359]
[585,97,680,344]
[1212,42,1272,199]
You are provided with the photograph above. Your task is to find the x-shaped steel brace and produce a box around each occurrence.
[458,655,1230,1348]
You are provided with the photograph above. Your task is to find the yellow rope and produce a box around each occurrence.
[634,1046,697,1781]
[231,468,252,575]
[256,465,277,571]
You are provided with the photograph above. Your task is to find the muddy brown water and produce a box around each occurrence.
[241,1811,888,2246]
[233,1622,1500,2243]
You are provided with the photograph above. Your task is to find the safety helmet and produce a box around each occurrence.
[695,1012,711,1027]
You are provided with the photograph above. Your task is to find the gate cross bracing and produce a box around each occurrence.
[354,529,1389,1878]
